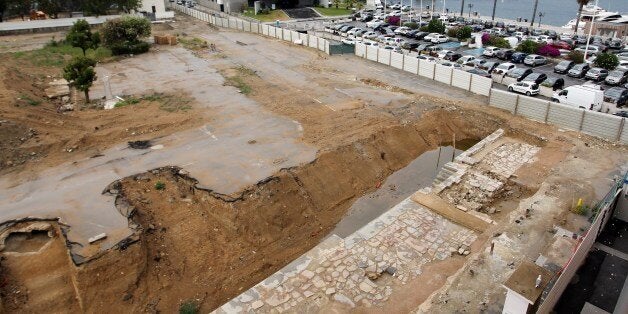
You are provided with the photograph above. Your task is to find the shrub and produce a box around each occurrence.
[481,33,490,44]
[488,36,511,48]
[403,22,418,29]
[66,19,100,56]
[447,27,459,38]
[426,19,445,34]
[537,44,560,57]
[419,25,429,32]
[516,40,541,54]
[155,181,166,190]
[456,26,472,41]
[109,41,150,55]
[385,16,400,26]
[594,52,619,70]
[179,300,198,314]
[63,56,97,103]
[568,50,584,63]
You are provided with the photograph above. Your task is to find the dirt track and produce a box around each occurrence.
[1,13,626,313]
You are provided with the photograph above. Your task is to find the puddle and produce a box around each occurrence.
[3,230,51,253]
[331,140,477,238]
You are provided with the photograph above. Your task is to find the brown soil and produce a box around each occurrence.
[0,57,204,181]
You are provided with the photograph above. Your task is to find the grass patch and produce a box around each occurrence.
[18,94,41,106]
[242,9,290,22]
[9,40,113,68]
[222,66,258,95]
[155,181,166,190]
[313,7,353,16]
[114,93,193,112]
[178,36,209,51]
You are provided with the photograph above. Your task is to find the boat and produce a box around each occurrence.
[561,4,620,30]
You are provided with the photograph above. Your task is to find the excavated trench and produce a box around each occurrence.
[1,109,504,312]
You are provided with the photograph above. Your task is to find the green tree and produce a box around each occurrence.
[568,50,584,63]
[489,36,511,48]
[81,0,110,16]
[0,0,7,22]
[9,0,31,20]
[63,56,97,103]
[594,52,619,70]
[38,0,62,18]
[456,26,472,41]
[114,0,141,13]
[101,16,151,55]
[516,39,540,54]
[66,19,100,55]
[403,22,418,29]
[426,19,445,34]
[573,0,590,34]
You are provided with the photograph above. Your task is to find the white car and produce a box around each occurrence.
[431,34,449,43]
[494,62,516,74]
[439,61,463,69]
[347,28,363,37]
[390,4,401,9]
[508,81,540,96]
[483,46,501,57]
[538,35,552,43]
[457,55,476,65]
[362,31,378,39]
[424,33,440,41]
[383,45,402,53]
[575,45,601,54]
[394,26,411,35]
[559,33,572,41]
[617,60,628,71]
[366,21,385,28]
[341,38,356,45]
[437,50,452,59]
[617,52,628,61]
[401,5,412,11]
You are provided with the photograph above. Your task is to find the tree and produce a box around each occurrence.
[66,19,100,55]
[101,16,151,55]
[9,0,31,20]
[594,52,619,70]
[516,39,540,54]
[81,0,110,16]
[0,0,7,22]
[456,26,472,41]
[426,19,445,34]
[573,0,590,34]
[114,0,141,13]
[38,0,62,18]
[568,50,584,63]
[488,36,511,48]
[63,57,97,103]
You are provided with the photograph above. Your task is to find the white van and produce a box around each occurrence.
[552,85,604,111]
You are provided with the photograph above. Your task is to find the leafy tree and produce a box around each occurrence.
[426,19,445,34]
[488,36,511,48]
[101,16,151,55]
[63,56,97,103]
[81,0,110,16]
[0,0,7,22]
[9,0,31,21]
[114,0,141,13]
[456,26,472,41]
[568,50,584,63]
[403,22,418,30]
[38,0,62,18]
[66,19,100,55]
[594,52,619,70]
[516,39,540,54]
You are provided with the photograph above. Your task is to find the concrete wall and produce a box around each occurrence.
[516,96,549,123]
[434,64,453,85]
[451,70,471,91]
[418,61,435,79]
[378,49,391,66]
[403,55,418,74]
[390,52,404,69]
[489,89,518,114]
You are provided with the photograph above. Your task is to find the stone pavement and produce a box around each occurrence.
[214,198,477,313]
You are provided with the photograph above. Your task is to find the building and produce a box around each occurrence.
[584,17,628,38]
[138,0,174,19]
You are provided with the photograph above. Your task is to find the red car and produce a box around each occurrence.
[551,41,573,50]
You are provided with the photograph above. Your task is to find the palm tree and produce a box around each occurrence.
[573,0,590,34]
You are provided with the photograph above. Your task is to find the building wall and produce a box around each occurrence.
[140,0,174,19]
[198,0,247,13]
[502,290,530,314]
[584,21,628,39]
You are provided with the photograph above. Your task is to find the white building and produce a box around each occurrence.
[139,0,174,19]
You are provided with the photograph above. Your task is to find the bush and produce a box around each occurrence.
[488,36,511,48]
[568,50,584,63]
[109,41,150,55]
[537,44,560,57]
[426,19,445,34]
[385,16,400,26]
[456,26,472,41]
[155,181,166,190]
[481,33,490,45]
[403,22,418,29]
[447,27,459,38]
[420,25,429,32]
[179,300,198,314]
[594,52,619,70]
[516,40,541,54]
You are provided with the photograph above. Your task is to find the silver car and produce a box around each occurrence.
[523,54,547,67]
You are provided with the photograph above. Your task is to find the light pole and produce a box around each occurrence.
[468,3,473,18]
[583,0,599,62]
[460,0,465,17]
[530,0,539,26]
[491,0,497,21]
[538,12,544,27]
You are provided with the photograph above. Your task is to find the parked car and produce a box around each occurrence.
[483,46,501,57]
[467,68,491,78]
[524,54,548,67]
[554,60,575,74]
[341,38,356,45]
[493,62,516,75]
[496,49,515,60]
[605,69,628,86]
[439,61,464,69]
[603,87,628,107]
[443,52,463,61]
[424,33,440,41]
[417,55,438,62]
[511,52,527,63]
[551,41,573,50]
[575,45,600,55]
[431,34,449,43]
[585,67,609,81]
[479,61,500,73]
[567,63,591,78]
[506,68,533,81]
[541,77,565,91]
[552,84,604,111]
[522,72,548,84]
[508,81,540,96]
[424,46,443,56]
[457,55,476,65]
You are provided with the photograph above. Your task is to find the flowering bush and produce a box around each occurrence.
[481,33,490,44]
[537,44,560,57]
[385,16,400,26]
